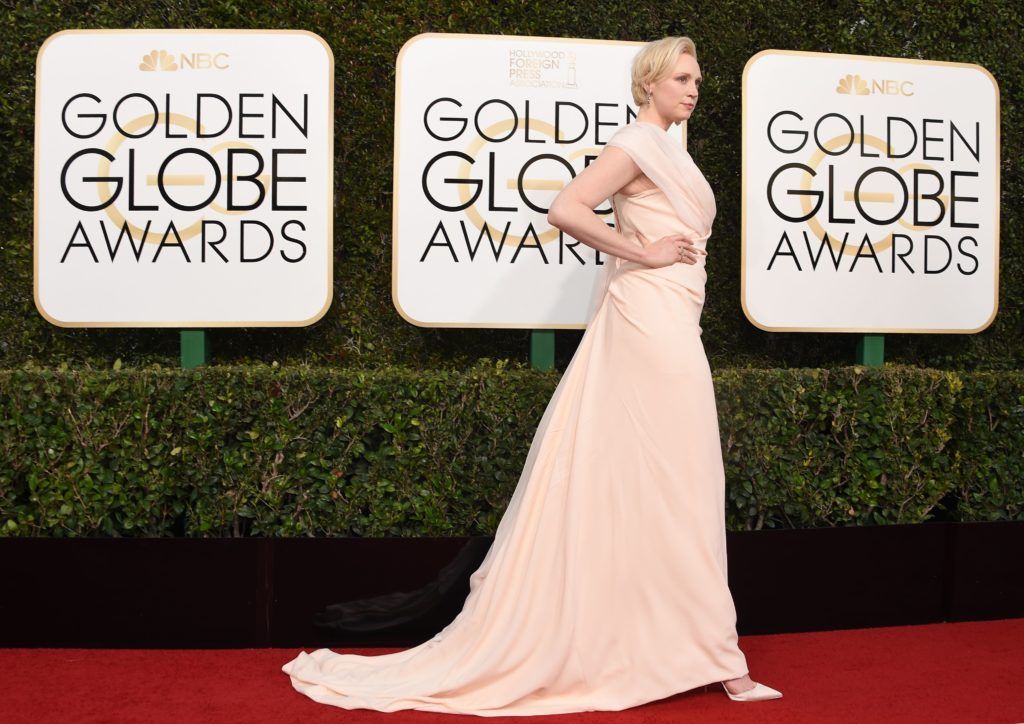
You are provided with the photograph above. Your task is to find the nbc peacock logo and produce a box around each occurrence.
[139,50,178,72]
[835,73,869,95]
[835,72,914,97]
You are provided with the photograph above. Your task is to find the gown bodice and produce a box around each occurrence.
[606,185,711,313]
[611,186,711,261]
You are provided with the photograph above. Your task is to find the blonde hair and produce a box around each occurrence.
[630,36,698,106]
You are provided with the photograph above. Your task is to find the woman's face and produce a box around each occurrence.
[648,53,702,124]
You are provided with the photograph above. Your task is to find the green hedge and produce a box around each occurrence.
[1,362,1019,537]
[0,0,1021,370]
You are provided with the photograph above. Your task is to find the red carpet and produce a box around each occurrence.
[2,619,1021,722]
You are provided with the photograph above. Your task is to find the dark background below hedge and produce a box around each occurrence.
[0,0,1021,371]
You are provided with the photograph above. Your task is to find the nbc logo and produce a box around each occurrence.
[835,73,869,95]
[138,50,229,71]
[836,72,914,96]
[139,50,178,72]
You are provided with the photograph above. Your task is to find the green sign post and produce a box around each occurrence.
[530,330,555,370]
[180,330,209,369]
[856,333,884,367]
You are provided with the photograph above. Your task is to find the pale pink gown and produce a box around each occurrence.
[281,120,749,715]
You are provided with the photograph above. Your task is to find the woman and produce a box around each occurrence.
[281,36,783,714]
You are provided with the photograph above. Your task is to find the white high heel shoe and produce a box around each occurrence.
[721,681,784,701]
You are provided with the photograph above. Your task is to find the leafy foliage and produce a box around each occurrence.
[1,362,1018,537]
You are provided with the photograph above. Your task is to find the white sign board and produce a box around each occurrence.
[393,33,676,328]
[34,29,334,327]
[742,49,999,333]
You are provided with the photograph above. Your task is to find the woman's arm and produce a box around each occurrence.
[546,145,649,264]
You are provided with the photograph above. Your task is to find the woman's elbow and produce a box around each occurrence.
[547,198,568,229]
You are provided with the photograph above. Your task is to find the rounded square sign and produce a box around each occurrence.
[34,29,334,327]
[392,33,667,329]
[742,49,999,333]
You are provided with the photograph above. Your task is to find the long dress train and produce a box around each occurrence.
[281,120,750,716]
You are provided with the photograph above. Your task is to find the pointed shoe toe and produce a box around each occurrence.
[720,681,783,701]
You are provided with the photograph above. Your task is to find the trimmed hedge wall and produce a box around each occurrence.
[0,1,1021,370]
[1,362,1020,537]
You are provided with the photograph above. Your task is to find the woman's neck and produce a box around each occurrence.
[634,114,671,131]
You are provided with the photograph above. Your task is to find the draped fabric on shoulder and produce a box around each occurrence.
[586,121,717,324]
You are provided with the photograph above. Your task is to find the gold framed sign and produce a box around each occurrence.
[34,29,334,327]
